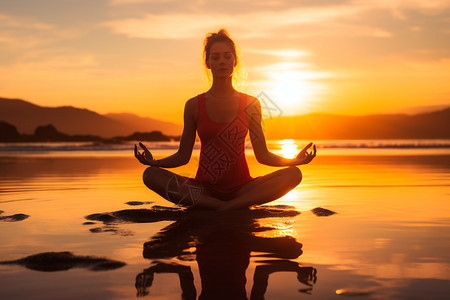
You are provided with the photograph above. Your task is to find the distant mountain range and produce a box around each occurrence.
[1,97,449,140]
[262,108,450,140]
[0,97,182,138]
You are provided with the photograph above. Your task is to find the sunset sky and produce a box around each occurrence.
[1,0,449,124]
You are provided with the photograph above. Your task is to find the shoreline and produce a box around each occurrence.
[1,139,450,157]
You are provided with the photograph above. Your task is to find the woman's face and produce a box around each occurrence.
[206,41,236,79]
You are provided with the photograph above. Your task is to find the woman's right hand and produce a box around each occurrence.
[135,142,155,166]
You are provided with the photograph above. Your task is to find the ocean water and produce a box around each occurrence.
[0,140,449,300]
[1,139,450,154]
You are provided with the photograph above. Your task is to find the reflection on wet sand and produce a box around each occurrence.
[252,260,317,297]
[2,152,449,299]
[127,206,317,299]
[136,262,196,298]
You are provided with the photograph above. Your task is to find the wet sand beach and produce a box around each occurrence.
[0,143,449,300]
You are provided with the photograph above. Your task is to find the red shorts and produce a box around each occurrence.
[175,176,260,202]
[197,177,260,202]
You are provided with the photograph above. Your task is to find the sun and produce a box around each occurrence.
[267,70,316,115]
[271,71,309,108]
[261,62,329,115]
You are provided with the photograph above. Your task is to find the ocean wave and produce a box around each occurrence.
[0,139,449,154]
[304,140,450,149]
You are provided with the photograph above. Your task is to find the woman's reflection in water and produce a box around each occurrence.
[136,212,317,299]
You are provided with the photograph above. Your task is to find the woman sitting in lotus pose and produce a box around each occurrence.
[135,29,316,211]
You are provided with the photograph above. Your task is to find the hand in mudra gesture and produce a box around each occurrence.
[291,142,317,166]
[135,142,155,166]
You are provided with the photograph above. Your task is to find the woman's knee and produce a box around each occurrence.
[143,166,160,189]
[286,166,302,186]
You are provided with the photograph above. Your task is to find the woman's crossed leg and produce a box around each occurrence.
[142,166,302,211]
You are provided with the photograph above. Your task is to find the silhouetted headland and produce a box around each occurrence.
[0,122,179,143]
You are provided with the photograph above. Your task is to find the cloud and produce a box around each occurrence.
[100,0,450,56]
[0,13,82,51]
[102,5,368,40]
[359,0,450,19]
[312,23,394,38]
[247,49,312,58]
[109,0,173,5]
[252,62,335,81]
[371,0,450,12]
[25,55,99,70]
[0,13,55,30]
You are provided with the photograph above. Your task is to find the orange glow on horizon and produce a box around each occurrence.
[1,1,449,123]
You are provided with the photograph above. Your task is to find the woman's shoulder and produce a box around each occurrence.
[241,93,260,110]
[184,95,201,120]
[185,94,201,108]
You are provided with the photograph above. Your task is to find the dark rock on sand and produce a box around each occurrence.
[0,211,29,222]
[125,201,153,206]
[152,205,183,211]
[82,221,96,225]
[85,212,119,224]
[0,251,126,272]
[259,204,296,210]
[311,207,337,217]
[249,206,300,218]
[90,226,135,236]
[85,205,301,225]
[86,207,185,224]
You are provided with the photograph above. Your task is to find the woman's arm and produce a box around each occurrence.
[247,97,316,167]
[135,97,198,168]
[248,97,292,167]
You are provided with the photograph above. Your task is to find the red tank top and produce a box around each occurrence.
[195,92,253,194]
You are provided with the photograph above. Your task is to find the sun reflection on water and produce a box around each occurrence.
[278,139,298,158]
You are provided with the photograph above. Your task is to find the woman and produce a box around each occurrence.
[135,29,316,211]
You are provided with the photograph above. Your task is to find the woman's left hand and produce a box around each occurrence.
[291,142,317,166]
[135,142,155,166]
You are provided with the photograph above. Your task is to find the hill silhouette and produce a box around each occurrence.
[105,113,181,136]
[262,108,450,140]
[0,122,178,142]
[0,97,182,138]
[1,97,449,140]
